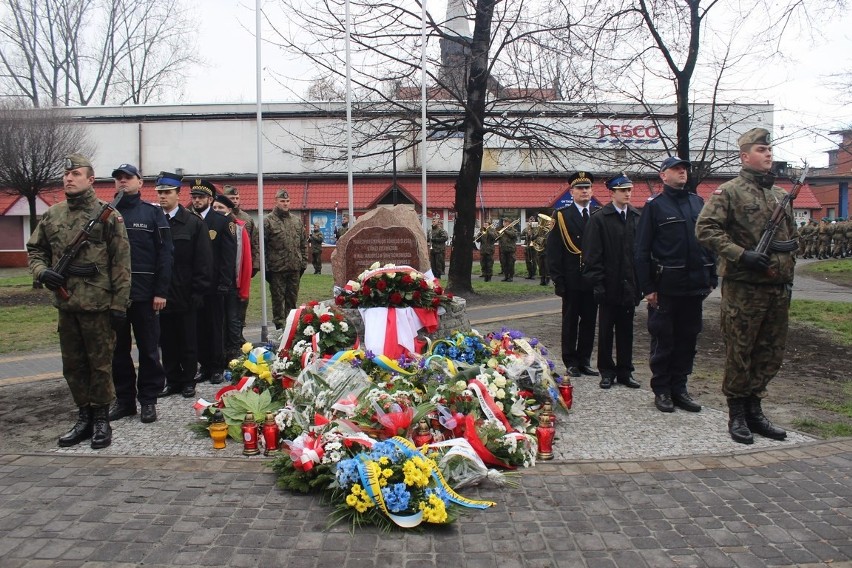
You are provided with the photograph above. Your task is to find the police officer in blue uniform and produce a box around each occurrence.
[108,164,173,424]
[635,157,717,413]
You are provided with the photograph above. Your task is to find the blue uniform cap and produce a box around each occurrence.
[155,171,182,191]
[660,156,691,172]
[605,174,633,191]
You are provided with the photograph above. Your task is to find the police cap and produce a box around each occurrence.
[660,156,691,172]
[155,171,182,191]
[605,173,633,191]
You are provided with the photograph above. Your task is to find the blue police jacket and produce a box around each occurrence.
[634,184,717,296]
[116,192,173,302]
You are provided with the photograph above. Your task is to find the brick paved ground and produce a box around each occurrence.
[1,442,850,568]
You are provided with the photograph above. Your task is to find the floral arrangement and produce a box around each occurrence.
[276,301,358,380]
[328,437,494,530]
[335,262,453,309]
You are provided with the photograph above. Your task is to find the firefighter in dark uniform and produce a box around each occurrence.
[155,172,213,399]
[109,163,173,425]
[189,178,237,385]
[635,157,717,414]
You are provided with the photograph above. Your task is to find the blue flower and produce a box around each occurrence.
[336,458,360,486]
[540,347,549,356]
[448,346,459,358]
[547,359,555,370]
[426,486,451,505]
[382,483,411,512]
[365,350,375,359]
[529,337,539,346]
[369,441,402,462]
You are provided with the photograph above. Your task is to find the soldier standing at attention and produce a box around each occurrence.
[155,172,212,400]
[522,216,538,280]
[335,213,350,240]
[309,222,324,274]
[109,163,173,425]
[223,185,259,345]
[696,127,793,445]
[635,157,717,414]
[547,172,600,378]
[428,217,449,279]
[498,216,519,282]
[478,219,498,282]
[582,174,642,390]
[27,154,131,449]
[264,189,308,329]
[189,178,237,385]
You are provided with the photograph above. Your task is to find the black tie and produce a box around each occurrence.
[620,211,626,223]
[582,208,589,222]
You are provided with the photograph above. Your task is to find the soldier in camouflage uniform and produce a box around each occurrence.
[264,189,308,329]
[832,219,847,258]
[800,220,815,258]
[477,220,498,281]
[309,223,324,274]
[522,217,538,279]
[817,219,832,259]
[428,217,449,279]
[696,128,793,445]
[27,154,131,450]
[844,219,852,257]
[498,216,519,282]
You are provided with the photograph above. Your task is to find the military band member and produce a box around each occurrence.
[534,215,551,286]
[309,222,324,274]
[478,220,498,282]
[428,217,449,279]
[189,178,237,385]
[696,127,793,444]
[522,216,538,279]
[264,189,308,329]
[498,216,519,282]
[546,172,600,378]
[27,154,131,449]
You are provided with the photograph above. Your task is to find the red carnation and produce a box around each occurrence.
[434,285,443,295]
[335,313,344,321]
[308,300,319,307]
[447,292,454,299]
[389,292,403,305]
[362,285,371,296]
[412,290,421,301]
[302,313,315,324]
[334,295,345,306]
[320,313,332,323]
[376,279,388,291]
[432,297,441,307]
[419,280,430,290]
[401,274,414,285]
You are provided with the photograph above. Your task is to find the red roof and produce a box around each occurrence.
[45,176,823,213]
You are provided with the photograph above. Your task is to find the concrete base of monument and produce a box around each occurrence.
[337,296,471,351]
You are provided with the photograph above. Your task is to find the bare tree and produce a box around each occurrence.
[0,0,198,107]
[0,101,94,233]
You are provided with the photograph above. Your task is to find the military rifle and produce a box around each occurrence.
[754,165,808,277]
[51,189,125,301]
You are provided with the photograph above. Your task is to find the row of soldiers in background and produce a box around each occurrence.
[798,218,852,259]
[475,216,526,282]
[522,215,554,286]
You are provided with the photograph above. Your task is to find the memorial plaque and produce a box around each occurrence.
[331,205,430,286]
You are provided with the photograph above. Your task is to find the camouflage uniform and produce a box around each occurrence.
[832,220,847,258]
[498,221,519,281]
[428,222,449,278]
[817,221,831,259]
[845,220,852,257]
[309,227,324,274]
[478,224,498,281]
[27,187,131,409]
[695,168,795,401]
[534,223,550,285]
[264,207,307,328]
[799,222,815,258]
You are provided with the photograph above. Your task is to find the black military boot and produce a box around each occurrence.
[90,406,112,450]
[727,398,754,445]
[540,276,547,286]
[58,407,93,447]
[745,396,787,440]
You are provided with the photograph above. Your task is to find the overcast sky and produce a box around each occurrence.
[181,0,852,168]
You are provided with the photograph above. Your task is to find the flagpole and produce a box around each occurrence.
[420,0,428,234]
[345,0,354,222]
[256,0,269,343]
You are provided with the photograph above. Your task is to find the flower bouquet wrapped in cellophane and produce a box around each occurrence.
[327,437,494,531]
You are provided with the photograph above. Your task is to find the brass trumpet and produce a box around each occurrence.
[474,219,498,243]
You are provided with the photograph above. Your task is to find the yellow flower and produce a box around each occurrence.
[346,494,358,507]
[228,359,241,370]
[420,494,448,523]
[402,457,430,488]
[241,342,253,354]
[378,456,390,466]
[382,468,393,479]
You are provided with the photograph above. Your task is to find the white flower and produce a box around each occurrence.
[496,388,506,399]
[455,380,467,390]
[347,280,361,292]
[384,263,395,269]
[303,325,315,336]
[370,261,381,270]
[320,322,334,333]
[493,375,507,388]
[339,321,349,332]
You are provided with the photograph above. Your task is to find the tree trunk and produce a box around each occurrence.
[447,0,496,297]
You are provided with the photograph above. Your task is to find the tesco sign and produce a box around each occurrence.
[596,123,661,145]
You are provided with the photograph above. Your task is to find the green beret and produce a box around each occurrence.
[276,189,290,200]
[64,153,92,170]
[737,128,771,149]
[223,185,239,196]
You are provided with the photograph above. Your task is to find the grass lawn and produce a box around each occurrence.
[0,264,550,354]
[793,382,852,438]
[800,258,852,286]
[788,299,852,346]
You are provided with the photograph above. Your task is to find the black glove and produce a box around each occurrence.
[593,287,606,304]
[740,250,770,271]
[38,269,66,291]
[109,310,127,333]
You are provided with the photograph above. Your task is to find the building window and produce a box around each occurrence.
[302,147,316,162]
